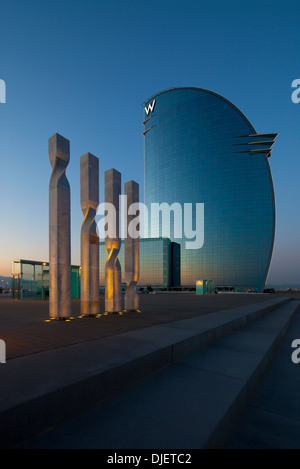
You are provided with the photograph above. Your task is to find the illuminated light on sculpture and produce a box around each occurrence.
[80,153,100,316]
[49,133,71,319]
[124,180,139,311]
[105,168,122,313]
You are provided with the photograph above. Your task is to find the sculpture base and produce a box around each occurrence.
[104,311,122,315]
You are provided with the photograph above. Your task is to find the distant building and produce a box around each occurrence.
[99,238,180,290]
[11,239,180,299]
[143,87,277,291]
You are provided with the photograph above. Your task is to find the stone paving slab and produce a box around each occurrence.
[16,299,299,449]
[0,295,290,448]
[226,308,300,449]
[226,407,300,449]
[0,293,285,360]
[20,365,247,449]
[0,297,287,410]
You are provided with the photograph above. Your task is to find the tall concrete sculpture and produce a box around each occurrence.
[80,153,99,316]
[105,168,122,313]
[49,133,71,319]
[124,180,139,311]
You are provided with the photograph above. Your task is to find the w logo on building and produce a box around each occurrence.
[144,99,156,116]
[0,79,6,103]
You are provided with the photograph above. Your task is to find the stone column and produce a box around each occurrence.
[49,133,71,319]
[124,180,139,311]
[80,153,99,316]
[105,168,122,313]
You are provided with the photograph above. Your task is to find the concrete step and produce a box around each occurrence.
[0,296,291,448]
[226,306,300,448]
[181,299,300,448]
[17,298,300,450]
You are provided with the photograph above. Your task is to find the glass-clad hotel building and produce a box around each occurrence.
[143,88,277,291]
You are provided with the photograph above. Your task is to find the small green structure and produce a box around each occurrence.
[196,279,216,295]
[12,259,80,300]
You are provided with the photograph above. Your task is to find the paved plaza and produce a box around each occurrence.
[0,293,285,360]
[1,292,299,449]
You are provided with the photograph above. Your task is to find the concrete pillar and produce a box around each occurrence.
[80,153,99,316]
[49,133,71,319]
[124,180,139,311]
[105,168,122,313]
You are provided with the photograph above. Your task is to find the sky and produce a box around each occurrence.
[0,0,299,285]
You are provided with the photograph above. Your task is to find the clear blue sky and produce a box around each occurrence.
[1,0,299,285]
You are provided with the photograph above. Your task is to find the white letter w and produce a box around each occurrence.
[144,99,156,116]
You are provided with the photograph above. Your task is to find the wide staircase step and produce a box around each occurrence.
[226,304,300,449]
[5,297,298,449]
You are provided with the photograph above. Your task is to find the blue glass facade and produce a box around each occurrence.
[99,238,180,289]
[143,88,277,291]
